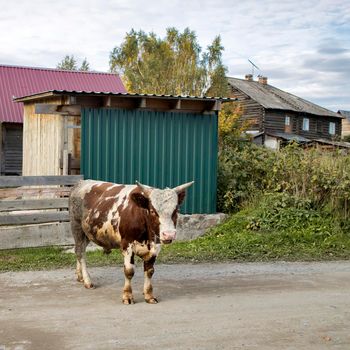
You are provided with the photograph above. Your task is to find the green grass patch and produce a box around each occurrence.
[0,247,125,272]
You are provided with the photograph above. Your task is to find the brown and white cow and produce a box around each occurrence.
[69,179,193,304]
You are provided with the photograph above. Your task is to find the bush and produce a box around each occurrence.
[217,140,350,221]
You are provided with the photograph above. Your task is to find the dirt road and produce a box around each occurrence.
[0,261,349,350]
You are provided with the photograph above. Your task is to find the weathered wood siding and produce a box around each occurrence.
[342,118,350,137]
[264,110,287,133]
[229,87,264,131]
[264,110,342,140]
[0,175,83,249]
[22,97,81,176]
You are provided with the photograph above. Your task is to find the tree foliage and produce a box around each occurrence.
[57,55,90,71]
[109,28,229,96]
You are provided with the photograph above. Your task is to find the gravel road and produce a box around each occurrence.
[0,261,350,349]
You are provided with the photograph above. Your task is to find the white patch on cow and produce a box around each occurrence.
[123,244,134,270]
[105,184,118,192]
[98,201,122,241]
[93,211,100,219]
[149,189,178,238]
[148,242,161,257]
[113,185,136,210]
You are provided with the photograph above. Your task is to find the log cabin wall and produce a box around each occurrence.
[229,86,264,131]
[264,110,342,140]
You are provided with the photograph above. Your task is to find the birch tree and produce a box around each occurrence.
[109,28,229,96]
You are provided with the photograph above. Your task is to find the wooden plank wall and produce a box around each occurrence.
[342,119,350,137]
[0,175,83,249]
[229,87,264,131]
[22,97,81,176]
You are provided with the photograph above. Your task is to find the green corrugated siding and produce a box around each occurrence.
[81,108,218,214]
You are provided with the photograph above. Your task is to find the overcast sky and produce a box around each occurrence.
[1,0,349,111]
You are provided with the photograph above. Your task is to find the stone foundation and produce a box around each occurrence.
[176,213,227,240]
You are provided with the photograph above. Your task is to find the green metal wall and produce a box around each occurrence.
[81,108,218,214]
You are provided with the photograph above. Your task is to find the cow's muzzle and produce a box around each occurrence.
[160,231,176,244]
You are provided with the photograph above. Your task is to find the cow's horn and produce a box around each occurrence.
[173,181,194,194]
[135,181,152,196]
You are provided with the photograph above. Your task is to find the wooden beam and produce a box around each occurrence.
[139,98,147,108]
[0,222,73,250]
[0,211,69,226]
[103,96,112,107]
[68,96,77,105]
[175,99,181,110]
[210,101,222,111]
[0,198,69,211]
[35,104,81,116]
[0,175,83,188]
[0,187,72,200]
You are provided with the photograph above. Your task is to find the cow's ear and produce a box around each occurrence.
[177,191,186,205]
[131,193,149,209]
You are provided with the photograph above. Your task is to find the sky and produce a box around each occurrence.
[1,0,349,111]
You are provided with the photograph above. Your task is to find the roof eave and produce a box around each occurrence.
[13,90,237,103]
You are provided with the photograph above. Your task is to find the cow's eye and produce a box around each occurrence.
[150,209,156,215]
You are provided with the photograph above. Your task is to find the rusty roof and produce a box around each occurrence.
[228,77,341,118]
[0,64,126,123]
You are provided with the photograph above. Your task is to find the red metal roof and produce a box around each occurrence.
[0,64,126,123]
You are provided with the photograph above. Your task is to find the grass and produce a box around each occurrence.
[1,207,349,272]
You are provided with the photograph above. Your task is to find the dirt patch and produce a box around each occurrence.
[0,261,350,349]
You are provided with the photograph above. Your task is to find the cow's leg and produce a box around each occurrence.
[78,244,93,289]
[143,256,158,304]
[122,245,135,304]
[71,219,93,288]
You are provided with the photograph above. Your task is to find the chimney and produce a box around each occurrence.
[258,76,268,85]
[245,74,253,81]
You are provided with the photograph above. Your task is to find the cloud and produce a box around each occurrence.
[0,0,349,110]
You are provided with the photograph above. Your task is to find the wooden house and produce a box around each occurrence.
[228,75,343,149]
[0,64,125,175]
[338,110,350,138]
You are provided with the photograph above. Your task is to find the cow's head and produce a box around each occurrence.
[132,181,194,244]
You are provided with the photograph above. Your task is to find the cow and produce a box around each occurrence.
[69,179,193,304]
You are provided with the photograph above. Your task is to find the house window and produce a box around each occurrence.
[285,115,292,133]
[302,118,309,131]
[329,122,336,135]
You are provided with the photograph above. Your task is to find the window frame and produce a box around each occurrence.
[285,116,291,126]
[329,122,336,135]
[302,117,309,131]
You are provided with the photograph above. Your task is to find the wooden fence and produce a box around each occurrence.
[0,175,83,249]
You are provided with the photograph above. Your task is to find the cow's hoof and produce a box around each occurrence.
[145,297,158,304]
[84,282,94,289]
[123,298,135,305]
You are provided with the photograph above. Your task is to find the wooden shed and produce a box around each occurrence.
[0,64,125,175]
[15,90,232,214]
